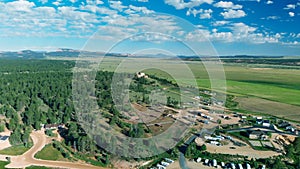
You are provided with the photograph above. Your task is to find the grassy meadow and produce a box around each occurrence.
[67,57,300,121]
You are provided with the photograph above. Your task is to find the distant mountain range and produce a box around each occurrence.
[0,48,285,59]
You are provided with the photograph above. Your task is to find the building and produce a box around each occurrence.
[136,72,148,78]
[164,158,174,163]
[161,161,169,167]
[212,159,217,167]
[204,159,209,165]
[44,124,64,130]
[262,120,271,127]
[286,126,296,132]
[156,164,166,169]
[196,157,202,163]
[256,116,263,125]
[278,121,290,128]
[249,130,269,140]
[0,135,9,142]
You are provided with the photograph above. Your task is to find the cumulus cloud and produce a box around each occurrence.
[185,22,280,44]
[289,12,295,17]
[186,8,213,19]
[109,1,127,11]
[212,20,230,26]
[214,1,243,9]
[164,0,214,10]
[5,0,36,12]
[284,4,296,10]
[200,9,213,19]
[261,15,279,20]
[221,9,246,19]
[266,0,273,5]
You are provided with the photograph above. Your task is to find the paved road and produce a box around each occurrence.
[178,128,216,169]
[0,130,106,169]
[225,125,299,136]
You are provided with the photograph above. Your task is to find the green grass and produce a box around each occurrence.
[0,144,32,155]
[35,144,66,161]
[26,166,53,169]
[59,57,300,121]
[0,161,9,169]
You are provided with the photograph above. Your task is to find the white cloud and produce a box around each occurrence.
[137,0,149,2]
[266,0,273,5]
[289,12,295,17]
[164,0,214,10]
[70,0,77,3]
[221,9,246,19]
[185,22,281,44]
[128,5,154,14]
[284,4,296,10]
[212,20,229,26]
[186,8,213,19]
[261,15,279,20]
[214,1,242,9]
[200,9,213,19]
[109,1,126,11]
[39,0,48,4]
[231,22,256,34]
[5,0,35,12]
[52,0,62,6]
[86,0,104,5]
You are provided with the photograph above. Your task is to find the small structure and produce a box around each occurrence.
[231,163,236,169]
[246,163,251,169]
[212,159,217,167]
[286,126,295,132]
[249,130,269,140]
[238,163,243,169]
[44,124,64,130]
[136,72,148,78]
[210,141,220,146]
[0,135,9,142]
[262,120,271,127]
[221,162,225,168]
[164,158,174,163]
[256,117,263,125]
[196,157,202,163]
[161,161,169,167]
[278,121,290,128]
[156,164,166,169]
[204,159,209,165]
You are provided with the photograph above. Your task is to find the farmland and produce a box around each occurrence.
[75,57,300,121]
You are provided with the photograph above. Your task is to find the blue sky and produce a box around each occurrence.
[0,0,299,56]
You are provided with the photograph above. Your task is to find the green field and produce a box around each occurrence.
[84,57,300,121]
[0,144,31,156]
[35,144,66,161]
[0,161,9,169]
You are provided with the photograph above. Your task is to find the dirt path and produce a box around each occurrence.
[0,130,107,169]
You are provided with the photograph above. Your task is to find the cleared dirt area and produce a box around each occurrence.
[0,130,11,150]
[0,130,106,169]
[195,135,280,159]
[236,97,300,122]
[168,160,213,169]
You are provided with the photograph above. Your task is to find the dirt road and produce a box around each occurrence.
[0,130,106,169]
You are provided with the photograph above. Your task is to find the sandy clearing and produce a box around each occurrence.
[205,141,280,159]
[0,130,11,150]
[168,160,213,169]
[0,130,107,169]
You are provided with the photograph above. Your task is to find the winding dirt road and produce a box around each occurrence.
[0,130,107,169]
